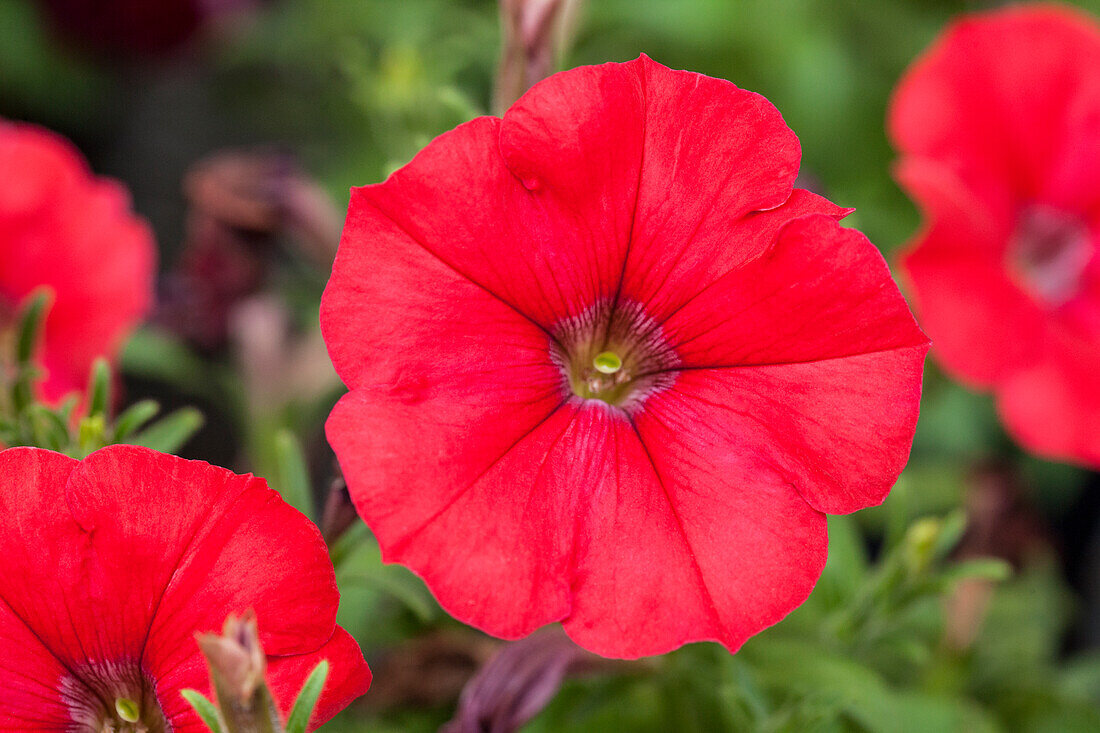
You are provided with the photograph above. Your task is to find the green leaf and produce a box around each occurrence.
[973,559,1073,676]
[56,395,79,423]
[131,407,204,454]
[16,289,51,365]
[121,327,220,399]
[27,405,70,452]
[940,558,1013,585]
[816,514,868,605]
[1061,652,1100,700]
[181,689,225,733]
[272,430,315,516]
[745,638,891,726]
[344,569,438,624]
[337,538,438,624]
[931,509,968,561]
[112,399,161,442]
[286,660,329,733]
[887,691,999,733]
[86,358,111,419]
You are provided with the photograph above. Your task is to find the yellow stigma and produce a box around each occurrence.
[115,697,140,723]
[593,351,622,374]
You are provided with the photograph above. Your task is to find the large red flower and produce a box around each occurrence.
[0,445,370,730]
[323,56,929,659]
[0,121,156,402]
[890,5,1100,465]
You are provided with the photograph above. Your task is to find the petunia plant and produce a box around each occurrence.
[5,1,1100,731]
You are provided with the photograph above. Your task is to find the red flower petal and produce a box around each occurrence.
[663,215,926,373]
[326,114,603,339]
[653,216,927,514]
[502,55,805,313]
[328,390,578,639]
[321,148,566,394]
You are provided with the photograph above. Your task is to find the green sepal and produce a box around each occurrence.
[285,660,329,733]
[86,357,111,419]
[15,289,50,365]
[112,399,161,442]
[181,689,226,733]
[273,429,314,517]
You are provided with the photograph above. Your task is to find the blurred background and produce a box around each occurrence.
[5,0,1100,730]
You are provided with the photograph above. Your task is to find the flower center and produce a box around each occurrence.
[1009,204,1092,307]
[551,299,678,411]
[60,661,170,733]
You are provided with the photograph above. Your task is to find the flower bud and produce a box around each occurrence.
[197,612,283,733]
[494,0,583,113]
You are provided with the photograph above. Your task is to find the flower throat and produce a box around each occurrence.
[551,299,678,412]
[60,662,169,733]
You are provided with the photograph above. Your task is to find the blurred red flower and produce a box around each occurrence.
[0,445,370,729]
[890,5,1100,465]
[323,56,929,659]
[0,121,156,402]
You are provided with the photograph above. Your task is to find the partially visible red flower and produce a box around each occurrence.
[0,121,156,403]
[890,4,1100,465]
[323,56,929,659]
[0,445,370,730]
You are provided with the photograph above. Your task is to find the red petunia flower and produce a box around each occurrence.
[0,121,156,403]
[0,445,370,730]
[323,55,929,659]
[890,5,1100,465]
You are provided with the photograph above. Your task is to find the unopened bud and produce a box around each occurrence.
[196,611,283,733]
[494,0,584,113]
[903,517,942,574]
